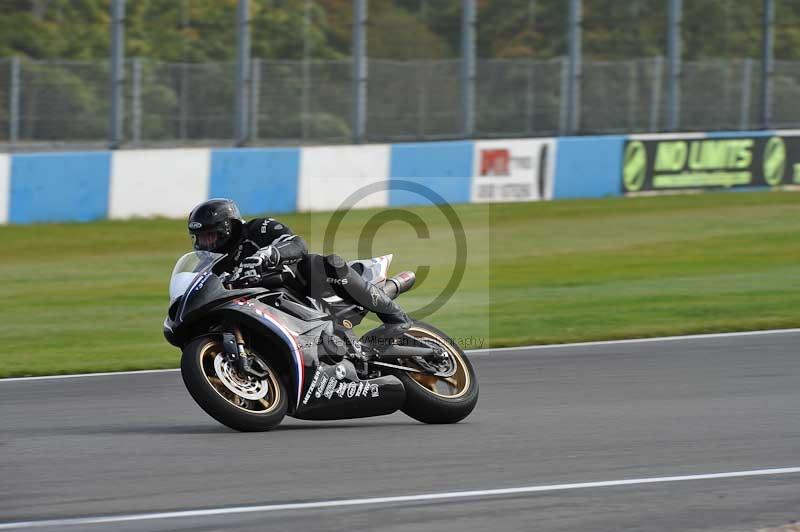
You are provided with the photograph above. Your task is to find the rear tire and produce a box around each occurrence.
[388,322,479,424]
[181,336,288,432]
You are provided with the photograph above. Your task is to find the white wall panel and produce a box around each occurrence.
[298,145,390,212]
[109,149,210,219]
[471,138,556,202]
[0,155,8,224]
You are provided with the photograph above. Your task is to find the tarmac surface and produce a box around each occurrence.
[1,330,799,531]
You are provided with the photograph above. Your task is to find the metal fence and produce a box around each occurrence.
[0,0,792,149]
[1,54,792,148]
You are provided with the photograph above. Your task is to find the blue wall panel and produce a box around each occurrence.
[553,136,625,199]
[209,148,300,215]
[389,141,473,206]
[705,130,774,139]
[9,152,111,224]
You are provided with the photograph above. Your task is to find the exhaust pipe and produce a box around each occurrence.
[383,271,416,299]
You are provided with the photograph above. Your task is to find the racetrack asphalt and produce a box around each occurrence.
[1,331,799,531]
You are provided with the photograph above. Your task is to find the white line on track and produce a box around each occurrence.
[1,467,799,530]
[467,327,800,354]
[2,328,798,383]
[0,368,180,383]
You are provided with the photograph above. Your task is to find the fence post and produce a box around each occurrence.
[740,58,753,130]
[9,56,20,145]
[351,0,367,143]
[761,0,774,129]
[131,57,142,143]
[566,0,582,134]
[250,58,261,141]
[525,59,535,134]
[417,62,429,138]
[302,0,312,140]
[525,0,536,134]
[179,63,188,139]
[109,0,125,149]
[666,0,682,132]
[461,0,476,137]
[178,0,189,139]
[558,56,569,135]
[649,56,663,132]
[235,0,251,146]
[627,61,638,130]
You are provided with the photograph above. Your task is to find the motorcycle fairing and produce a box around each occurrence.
[237,300,305,408]
[214,299,405,419]
[293,360,405,420]
[223,297,329,410]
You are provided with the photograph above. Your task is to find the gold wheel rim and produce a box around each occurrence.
[198,341,281,414]
[400,327,471,399]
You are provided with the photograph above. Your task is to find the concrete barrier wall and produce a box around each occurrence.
[1,130,793,224]
[9,152,111,224]
[110,149,210,219]
[299,145,389,211]
[389,142,473,207]
[0,155,9,224]
[209,148,299,215]
[553,136,624,199]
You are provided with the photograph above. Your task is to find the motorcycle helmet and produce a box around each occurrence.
[187,198,243,253]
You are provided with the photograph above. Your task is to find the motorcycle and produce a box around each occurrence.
[163,251,479,431]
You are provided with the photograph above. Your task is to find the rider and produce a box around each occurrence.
[186,198,412,341]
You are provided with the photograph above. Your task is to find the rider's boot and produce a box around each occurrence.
[359,284,413,350]
[324,254,413,350]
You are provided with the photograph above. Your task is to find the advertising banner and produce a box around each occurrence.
[622,134,800,194]
[472,139,555,202]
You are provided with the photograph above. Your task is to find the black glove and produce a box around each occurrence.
[241,246,281,272]
[228,246,280,286]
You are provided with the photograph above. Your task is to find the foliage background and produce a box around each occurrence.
[2,0,800,63]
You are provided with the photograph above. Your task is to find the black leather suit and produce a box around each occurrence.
[219,218,407,325]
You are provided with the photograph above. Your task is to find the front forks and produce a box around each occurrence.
[223,326,269,378]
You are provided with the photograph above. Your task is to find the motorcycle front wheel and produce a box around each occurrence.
[181,336,288,432]
[389,322,479,424]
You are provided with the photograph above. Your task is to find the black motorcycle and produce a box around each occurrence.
[164,251,478,431]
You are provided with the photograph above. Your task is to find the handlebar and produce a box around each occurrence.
[225,268,285,290]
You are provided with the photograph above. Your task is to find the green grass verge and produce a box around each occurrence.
[1,191,798,377]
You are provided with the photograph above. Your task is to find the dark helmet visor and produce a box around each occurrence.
[190,223,231,252]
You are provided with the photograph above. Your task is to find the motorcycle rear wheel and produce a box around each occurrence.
[181,336,288,432]
[390,322,479,424]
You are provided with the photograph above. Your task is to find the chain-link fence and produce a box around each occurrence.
[132,60,237,142]
[0,0,795,150]
[475,58,564,137]
[13,60,110,144]
[2,54,793,148]
[0,58,10,143]
[254,59,352,142]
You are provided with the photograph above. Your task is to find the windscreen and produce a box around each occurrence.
[168,251,225,303]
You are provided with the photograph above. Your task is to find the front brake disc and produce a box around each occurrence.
[213,354,270,400]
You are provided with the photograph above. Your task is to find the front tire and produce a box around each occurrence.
[388,322,479,424]
[181,336,288,432]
